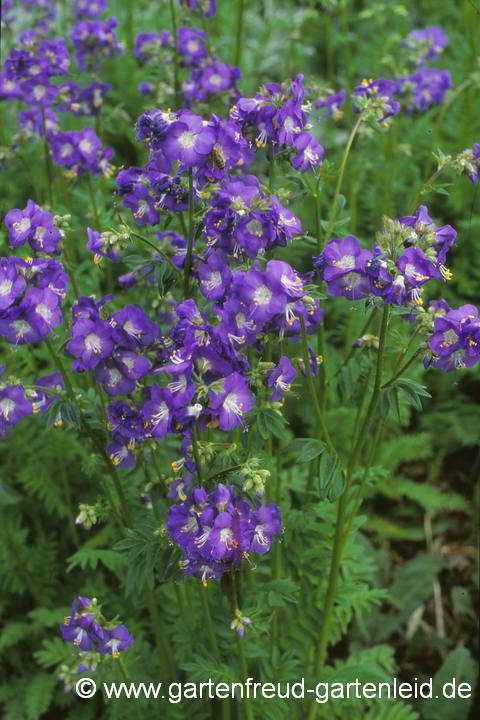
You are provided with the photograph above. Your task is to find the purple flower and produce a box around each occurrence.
[167,483,281,582]
[398,68,452,112]
[67,317,114,370]
[73,0,108,19]
[0,306,43,345]
[4,200,38,247]
[405,26,448,63]
[315,90,347,119]
[428,304,480,371]
[209,372,254,430]
[96,625,134,656]
[71,17,123,72]
[179,0,216,16]
[250,505,281,554]
[198,250,232,301]
[161,111,215,168]
[111,305,159,349]
[292,132,325,172]
[0,385,33,436]
[60,596,134,657]
[142,385,173,438]
[232,269,287,325]
[21,287,63,337]
[0,258,26,310]
[268,356,296,401]
[134,31,171,63]
[86,227,120,263]
[324,236,373,282]
[177,27,207,66]
[21,75,58,106]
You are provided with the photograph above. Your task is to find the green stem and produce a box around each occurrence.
[199,584,220,660]
[40,106,54,208]
[381,347,423,390]
[43,337,131,527]
[169,0,180,108]
[117,657,143,720]
[148,587,178,681]
[62,244,80,299]
[299,318,334,452]
[268,150,276,192]
[411,166,443,212]
[126,2,134,57]
[191,424,203,482]
[229,573,255,720]
[86,174,101,230]
[233,0,245,68]
[325,113,364,243]
[183,168,195,297]
[307,303,389,720]
[423,79,471,180]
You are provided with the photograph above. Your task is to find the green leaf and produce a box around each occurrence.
[66,548,126,578]
[282,438,326,463]
[0,622,31,651]
[318,451,345,501]
[422,647,476,720]
[24,673,56,720]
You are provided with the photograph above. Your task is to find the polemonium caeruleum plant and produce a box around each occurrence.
[0,2,478,720]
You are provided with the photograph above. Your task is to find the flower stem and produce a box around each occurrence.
[40,106,54,209]
[233,0,245,68]
[299,317,334,452]
[86,174,101,230]
[148,587,178,680]
[199,584,220,660]
[228,573,255,720]
[381,347,423,390]
[307,302,389,720]
[183,168,195,297]
[43,337,131,527]
[168,0,180,108]
[191,423,203,482]
[325,113,364,243]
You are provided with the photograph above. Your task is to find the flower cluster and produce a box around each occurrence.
[70,16,123,72]
[404,25,448,64]
[168,483,281,582]
[73,0,108,19]
[134,31,172,63]
[426,303,480,371]
[61,596,134,657]
[50,127,114,177]
[231,74,325,172]
[454,143,480,184]
[315,206,456,307]
[0,383,33,436]
[179,0,216,17]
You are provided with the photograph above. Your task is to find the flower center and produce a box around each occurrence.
[335,255,355,271]
[36,303,52,322]
[0,398,15,419]
[219,527,233,546]
[13,319,32,338]
[61,143,73,158]
[85,333,103,353]
[0,279,13,296]
[79,139,93,154]
[178,131,196,149]
[210,73,223,88]
[253,285,272,305]
[223,392,244,416]
[33,85,46,101]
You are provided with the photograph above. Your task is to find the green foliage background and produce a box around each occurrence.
[0,1,478,719]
